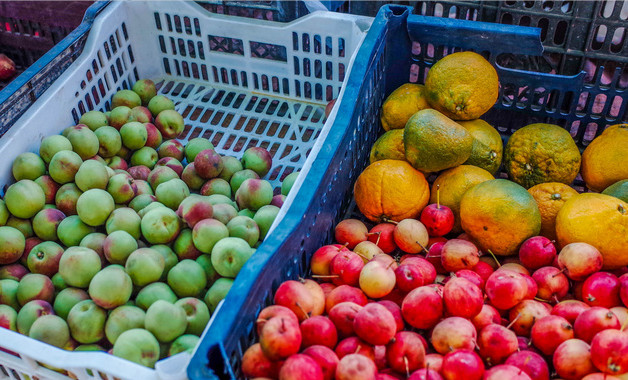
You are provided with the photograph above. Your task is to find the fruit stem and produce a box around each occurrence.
[416,241,429,254]
[311,275,339,279]
[552,268,567,278]
[506,313,521,330]
[621,318,628,332]
[404,356,410,377]
[383,218,398,225]
[534,297,550,303]
[295,302,310,320]
[336,242,350,251]
[487,250,501,267]
[436,184,441,209]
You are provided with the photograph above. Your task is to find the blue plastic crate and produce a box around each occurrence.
[188,4,627,379]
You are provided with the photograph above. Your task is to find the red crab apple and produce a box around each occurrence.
[302,279,325,316]
[330,250,364,287]
[574,306,621,343]
[620,273,628,308]
[519,236,556,271]
[241,343,280,379]
[508,300,551,337]
[325,285,367,313]
[279,354,323,380]
[258,315,301,360]
[552,300,591,325]
[408,369,443,380]
[558,242,603,281]
[431,317,477,355]
[441,350,484,380]
[335,354,377,380]
[328,302,362,338]
[302,345,339,380]
[478,323,518,365]
[386,331,426,374]
[485,270,529,310]
[484,365,532,380]
[311,244,347,277]
[393,218,429,254]
[505,351,549,380]
[367,223,396,254]
[353,303,396,346]
[590,329,628,376]
[274,280,315,321]
[300,316,338,349]
[443,276,483,318]
[359,260,395,299]
[334,337,375,361]
[334,219,368,249]
[353,241,384,263]
[553,338,596,380]
[401,285,443,330]
[256,305,298,335]
[533,266,569,303]
[530,315,574,356]
[582,272,621,308]
[471,304,501,331]
[420,186,454,237]
[440,239,479,272]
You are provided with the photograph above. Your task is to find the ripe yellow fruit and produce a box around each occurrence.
[380,83,431,131]
[581,124,628,192]
[528,182,579,241]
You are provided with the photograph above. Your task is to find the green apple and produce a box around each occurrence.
[49,150,83,184]
[204,278,233,313]
[89,266,133,309]
[135,282,178,310]
[67,300,107,343]
[230,169,259,194]
[210,237,253,278]
[105,207,141,239]
[4,179,45,219]
[105,305,146,345]
[32,208,65,241]
[145,300,187,343]
[254,205,280,239]
[76,189,115,226]
[218,156,243,182]
[67,127,99,159]
[16,300,53,335]
[155,178,189,210]
[227,216,260,247]
[281,171,300,196]
[75,160,109,191]
[125,248,164,286]
[169,334,200,355]
[79,110,108,131]
[0,304,17,331]
[130,146,158,169]
[200,178,231,198]
[55,183,82,215]
[12,152,46,181]
[192,219,228,254]
[39,135,73,164]
[132,79,157,106]
[26,241,64,277]
[175,297,210,336]
[184,138,214,163]
[29,314,70,348]
[120,122,148,150]
[57,215,95,247]
[0,226,25,265]
[167,259,207,297]
[0,279,20,309]
[53,287,89,319]
[235,179,273,210]
[112,328,160,368]
[112,89,141,109]
[140,207,180,244]
[58,246,102,288]
[196,254,220,284]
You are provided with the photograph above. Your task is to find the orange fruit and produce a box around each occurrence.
[369,129,406,164]
[424,52,498,121]
[430,165,494,234]
[556,193,628,269]
[380,83,431,131]
[460,179,541,256]
[581,124,628,192]
[354,159,429,223]
[528,182,579,241]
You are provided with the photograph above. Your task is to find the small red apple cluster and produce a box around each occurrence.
[241,212,628,380]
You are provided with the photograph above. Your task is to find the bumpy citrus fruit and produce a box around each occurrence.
[424,51,498,121]
[504,123,581,189]
[460,179,541,256]
[581,124,628,192]
[556,193,628,269]
[354,159,429,223]
[528,182,579,241]
[458,119,503,174]
[431,165,494,234]
[380,84,431,131]
[370,129,405,164]
[404,109,473,173]
[602,179,628,203]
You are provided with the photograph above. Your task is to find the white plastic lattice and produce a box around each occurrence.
[0,1,371,379]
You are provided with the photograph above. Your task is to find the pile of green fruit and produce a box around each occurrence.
[0,79,300,369]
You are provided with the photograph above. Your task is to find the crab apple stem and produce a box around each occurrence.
[386,260,396,270]
[311,275,339,279]
[553,294,560,304]
[354,251,370,261]
[404,356,410,377]
[506,313,521,329]
[355,345,362,354]
[436,184,441,209]
[621,318,628,332]
[552,268,567,277]
[487,250,501,267]
[336,242,349,251]
[416,241,429,254]
[534,297,550,303]
[544,240,556,248]
[295,302,310,320]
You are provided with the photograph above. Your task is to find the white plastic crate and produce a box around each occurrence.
[0,1,371,379]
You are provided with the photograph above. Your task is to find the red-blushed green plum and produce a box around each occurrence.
[132,79,157,105]
[218,156,243,182]
[211,237,253,278]
[120,121,147,150]
[196,254,220,284]
[135,282,178,310]
[61,124,86,137]
[192,218,228,254]
[167,259,207,297]
[138,202,167,218]
[32,208,65,241]
[17,273,54,305]
[75,160,109,191]
[0,263,28,281]
[145,300,187,343]
[131,147,159,169]
[175,297,210,336]
[271,194,286,208]
[110,106,132,130]
[34,175,60,204]
[27,241,64,276]
[49,150,83,184]
[177,195,213,229]
[155,110,184,140]
[151,245,178,279]
[106,207,141,239]
[55,183,82,215]
[107,155,128,170]
[57,215,95,246]
[22,237,42,263]
[174,229,202,260]
[0,304,17,331]
[184,138,214,163]
[227,216,260,247]
[206,193,236,207]
[0,279,20,309]
[148,95,175,117]
[67,127,99,160]
[29,314,70,348]
[254,205,280,240]
[235,179,273,211]
[140,207,180,244]
[67,299,107,344]
[194,149,223,179]
[158,139,184,161]
[0,199,9,225]
[112,89,141,109]
[200,178,231,198]
[80,232,107,259]
[12,152,46,181]
[89,266,133,309]
[79,110,108,131]
[5,180,45,219]
[212,203,238,225]
[145,123,163,149]
[90,155,107,165]
[125,248,164,286]
[238,209,256,218]
[134,180,153,196]
[169,334,200,355]
[102,232,136,265]
[7,217,33,239]
[230,169,260,194]
[281,171,300,196]
[181,163,205,190]
[148,165,179,190]
[105,305,146,345]
[155,157,183,176]
[76,189,115,226]
[106,174,137,204]
[58,246,102,288]
[241,147,273,178]
[112,328,160,368]
[129,194,156,213]
[95,126,122,157]
[53,287,89,320]
[39,135,72,164]
[0,226,25,264]
[155,178,189,210]
[51,272,67,291]
[16,300,53,335]
[74,344,106,352]
[204,278,233,313]
[128,106,152,124]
